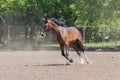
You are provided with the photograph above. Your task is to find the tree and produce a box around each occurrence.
[0,0,120,43]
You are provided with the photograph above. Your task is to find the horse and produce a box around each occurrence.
[41,17,89,65]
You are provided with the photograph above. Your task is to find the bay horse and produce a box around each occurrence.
[41,17,89,65]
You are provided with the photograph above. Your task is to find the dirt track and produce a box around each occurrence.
[0,51,120,80]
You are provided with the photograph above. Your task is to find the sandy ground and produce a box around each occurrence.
[0,51,120,80]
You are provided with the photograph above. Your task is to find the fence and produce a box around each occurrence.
[0,25,120,50]
[82,26,120,46]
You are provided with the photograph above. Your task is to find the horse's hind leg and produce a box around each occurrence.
[82,51,89,64]
[71,44,84,64]
[77,39,89,64]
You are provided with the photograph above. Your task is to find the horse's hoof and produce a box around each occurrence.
[66,60,70,66]
[69,58,73,63]
[80,62,84,64]
[86,60,90,64]
[66,63,70,66]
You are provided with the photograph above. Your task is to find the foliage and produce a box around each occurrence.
[0,0,120,43]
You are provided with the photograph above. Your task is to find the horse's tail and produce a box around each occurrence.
[74,39,84,52]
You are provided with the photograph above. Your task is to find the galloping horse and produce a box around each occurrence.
[41,17,89,65]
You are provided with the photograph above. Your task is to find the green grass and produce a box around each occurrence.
[0,41,119,51]
[43,41,120,48]
[40,41,120,49]
[84,41,120,48]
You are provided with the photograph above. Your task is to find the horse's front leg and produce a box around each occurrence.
[60,45,73,65]
[64,44,73,65]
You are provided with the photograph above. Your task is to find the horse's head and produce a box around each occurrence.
[41,17,64,36]
[41,17,52,36]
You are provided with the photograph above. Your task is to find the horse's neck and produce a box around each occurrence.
[52,26,61,36]
[49,21,65,40]
[53,27,64,43]
[52,24,64,38]
[51,23,61,33]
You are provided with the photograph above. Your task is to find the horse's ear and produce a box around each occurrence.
[42,17,47,23]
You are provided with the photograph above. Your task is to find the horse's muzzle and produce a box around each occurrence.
[40,30,46,37]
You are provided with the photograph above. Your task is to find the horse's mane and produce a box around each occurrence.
[49,18,67,27]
